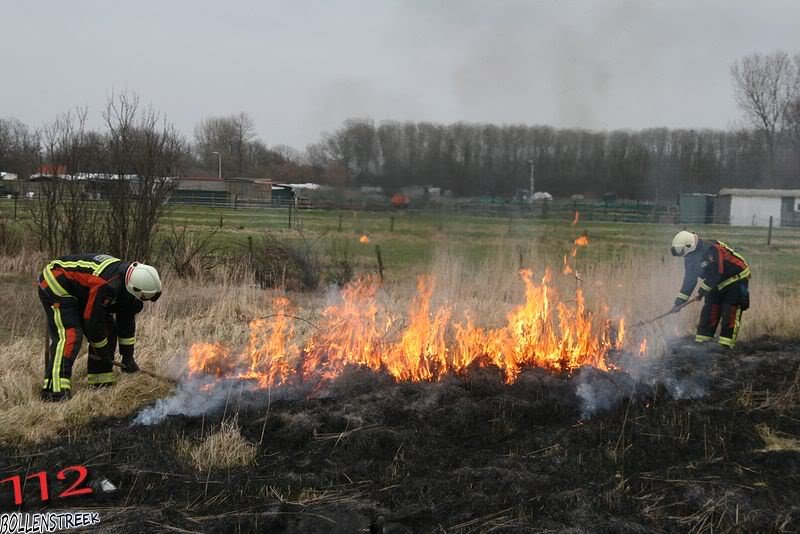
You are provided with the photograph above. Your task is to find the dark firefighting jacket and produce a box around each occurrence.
[40,253,143,356]
[674,240,751,307]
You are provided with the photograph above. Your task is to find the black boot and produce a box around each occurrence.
[40,389,71,402]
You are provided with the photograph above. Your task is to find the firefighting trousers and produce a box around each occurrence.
[695,281,746,348]
[40,289,118,393]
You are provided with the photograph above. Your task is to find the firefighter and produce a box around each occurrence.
[38,253,162,401]
[670,231,750,349]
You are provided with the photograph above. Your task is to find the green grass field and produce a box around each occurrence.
[154,204,800,290]
[3,199,800,289]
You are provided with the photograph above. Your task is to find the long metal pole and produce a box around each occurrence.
[528,159,535,204]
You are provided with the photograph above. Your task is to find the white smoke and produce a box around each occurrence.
[133,377,230,425]
[132,375,297,426]
[575,343,710,419]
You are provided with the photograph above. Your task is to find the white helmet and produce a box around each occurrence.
[125,262,162,301]
[671,231,699,257]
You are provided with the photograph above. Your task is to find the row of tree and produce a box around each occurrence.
[307,51,800,198]
[1,51,798,204]
[308,121,795,199]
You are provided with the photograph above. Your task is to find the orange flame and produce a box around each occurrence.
[572,210,579,225]
[563,233,588,274]
[359,234,370,244]
[562,254,573,275]
[186,270,641,391]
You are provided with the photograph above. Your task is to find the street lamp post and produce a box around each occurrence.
[527,159,535,204]
[211,151,222,180]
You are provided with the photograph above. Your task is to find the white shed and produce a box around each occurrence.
[715,188,800,228]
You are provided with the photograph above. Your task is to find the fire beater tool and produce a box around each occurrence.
[42,329,175,384]
[632,295,701,328]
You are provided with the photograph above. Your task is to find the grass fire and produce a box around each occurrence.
[2,5,800,529]
[186,268,636,393]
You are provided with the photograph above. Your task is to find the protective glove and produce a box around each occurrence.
[669,304,683,315]
[740,284,750,311]
[121,355,139,373]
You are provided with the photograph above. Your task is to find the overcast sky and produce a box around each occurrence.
[2,0,799,149]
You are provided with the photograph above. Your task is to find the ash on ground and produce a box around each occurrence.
[3,337,798,533]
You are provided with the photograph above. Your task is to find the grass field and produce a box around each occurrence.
[1,204,799,442]
[1,202,799,530]
[160,204,800,288]
[4,199,800,282]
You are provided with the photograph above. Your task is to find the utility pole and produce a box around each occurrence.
[528,159,535,204]
[212,151,222,180]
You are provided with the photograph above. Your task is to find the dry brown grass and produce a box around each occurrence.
[756,424,800,452]
[176,417,257,471]
[0,242,798,450]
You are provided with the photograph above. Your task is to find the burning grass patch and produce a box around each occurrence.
[176,418,257,471]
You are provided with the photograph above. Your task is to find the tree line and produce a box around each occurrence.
[307,51,800,199]
[1,51,799,204]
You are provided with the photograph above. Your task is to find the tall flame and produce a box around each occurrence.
[187,269,636,391]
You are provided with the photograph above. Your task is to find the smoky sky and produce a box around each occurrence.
[2,0,799,149]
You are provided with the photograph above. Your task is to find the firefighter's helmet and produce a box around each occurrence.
[671,231,699,257]
[125,262,162,301]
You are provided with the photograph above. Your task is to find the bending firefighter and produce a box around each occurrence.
[38,254,162,401]
[670,231,750,349]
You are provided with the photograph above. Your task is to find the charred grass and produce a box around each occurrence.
[0,341,798,532]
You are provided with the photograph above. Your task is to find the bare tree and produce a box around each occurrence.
[103,91,185,261]
[26,109,105,255]
[0,117,39,179]
[782,54,800,171]
[194,112,256,176]
[730,51,800,180]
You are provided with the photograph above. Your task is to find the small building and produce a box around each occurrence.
[172,176,227,205]
[271,184,295,206]
[714,188,800,228]
[226,177,258,199]
[678,193,716,224]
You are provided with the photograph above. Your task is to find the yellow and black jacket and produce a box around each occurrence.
[39,253,142,354]
[674,240,750,307]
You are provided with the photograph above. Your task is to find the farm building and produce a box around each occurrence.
[171,177,300,207]
[171,176,228,205]
[714,188,800,228]
[678,193,715,224]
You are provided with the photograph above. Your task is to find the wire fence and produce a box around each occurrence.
[0,194,791,230]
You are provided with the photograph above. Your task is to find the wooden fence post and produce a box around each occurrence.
[375,245,384,281]
[767,216,773,245]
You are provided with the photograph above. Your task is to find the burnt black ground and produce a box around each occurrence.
[1,337,799,533]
